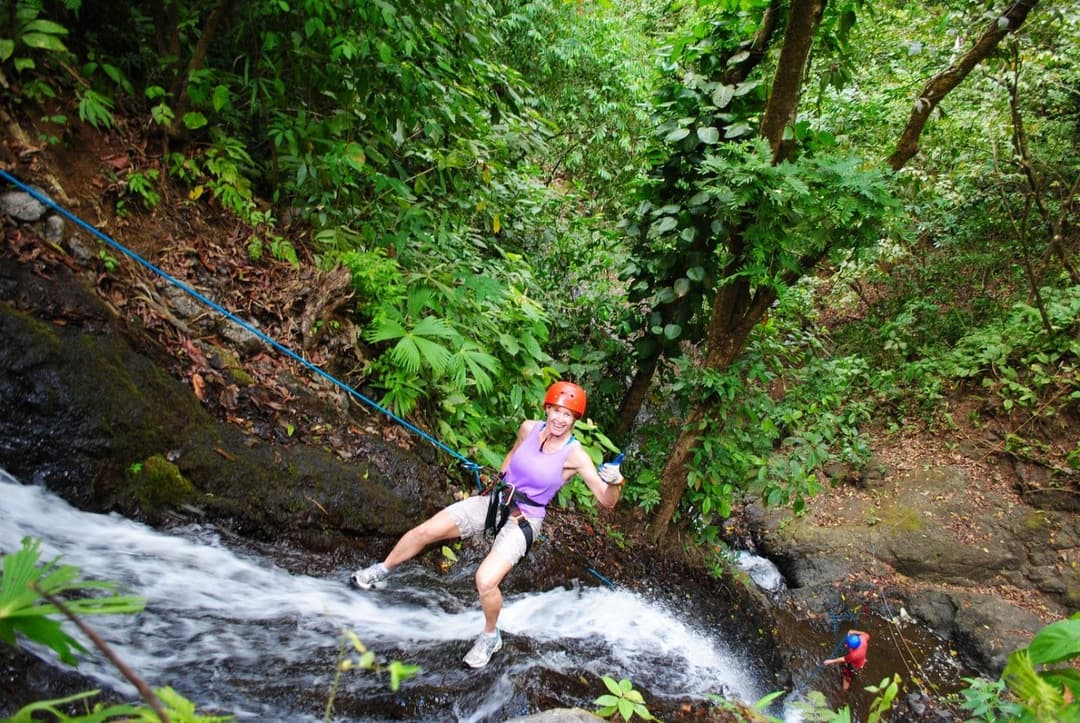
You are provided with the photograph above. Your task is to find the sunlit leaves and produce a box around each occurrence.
[594,676,656,721]
[665,126,691,142]
[1027,616,1080,666]
[712,84,735,109]
[0,537,145,667]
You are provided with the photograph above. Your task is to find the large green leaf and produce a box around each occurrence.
[1029,619,1080,666]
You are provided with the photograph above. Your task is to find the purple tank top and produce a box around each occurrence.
[503,422,575,519]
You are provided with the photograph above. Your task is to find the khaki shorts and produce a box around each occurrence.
[445,495,543,565]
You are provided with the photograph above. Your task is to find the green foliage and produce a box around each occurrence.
[553,417,621,512]
[789,690,853,723]
[959,677,1024,722]
[76,88,114,129]
[594,676,657,722]
[0,0,73,76]
[1003,614,1080,720]
[4,686,234,722]
[0,537,145,666]
[942,285,1080,414]
[494,0,658,213]
[647,289,874,534]
[863,674,901,723]
[125,169,161,210]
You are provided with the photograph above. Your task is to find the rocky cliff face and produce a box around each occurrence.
[0,208,441,547]
[744,455,1078,675]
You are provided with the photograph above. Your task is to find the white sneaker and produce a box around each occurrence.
[463,630,502,668]
[350,563,389,590]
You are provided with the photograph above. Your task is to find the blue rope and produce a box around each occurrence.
[0,169,483,491]
[587,566,616,589]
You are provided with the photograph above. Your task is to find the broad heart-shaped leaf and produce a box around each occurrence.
[697,126,720,144]
[183,111,208,130]
[20,31,69,52]
[23,19,70,37]
[1029,618,1080,665]
[653,215,678,234]
[664,127,690,142]
[711,84,735,109]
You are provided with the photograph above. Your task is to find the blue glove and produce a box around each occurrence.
[599,453,625,485]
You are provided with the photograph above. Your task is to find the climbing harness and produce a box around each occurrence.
[482,476,540,557]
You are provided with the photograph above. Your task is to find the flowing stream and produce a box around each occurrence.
[2,469,788,721]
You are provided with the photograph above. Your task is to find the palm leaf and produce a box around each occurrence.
[393,334,453,375]
[364,316,408,344]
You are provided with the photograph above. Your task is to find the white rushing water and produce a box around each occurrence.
[1,469,774,721]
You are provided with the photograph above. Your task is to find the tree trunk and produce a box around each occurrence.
[759,0,825,159]
[615,355,657,444]
[649,283,776,543]
[647,0,1047,544]
[647,0,825,544]
[168,0,235,140]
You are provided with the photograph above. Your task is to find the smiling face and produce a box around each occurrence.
[543,403,577,436]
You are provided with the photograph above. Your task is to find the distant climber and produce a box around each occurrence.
[824,629,870,691]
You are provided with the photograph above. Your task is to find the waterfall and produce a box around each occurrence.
[1,469,779,721]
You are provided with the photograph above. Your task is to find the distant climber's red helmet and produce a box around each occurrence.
[543,381,587,418]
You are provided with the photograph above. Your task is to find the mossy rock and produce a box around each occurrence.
[880,505,925,533]
[127,454,197,514]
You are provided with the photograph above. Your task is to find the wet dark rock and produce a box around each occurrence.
[905,589,958,637]
[506,710,604,722]
[0,189,48,221]
[950,592,1046,674]
[0,257,439,546]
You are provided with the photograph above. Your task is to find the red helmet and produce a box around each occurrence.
[544,381,587,418]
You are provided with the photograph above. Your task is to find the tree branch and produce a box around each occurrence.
[722,0,784,86]
[32,583,171,722]
[887,0,1041,171]
[759,0,826,161]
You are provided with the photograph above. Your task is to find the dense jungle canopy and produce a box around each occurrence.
[1,0,1078,717]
